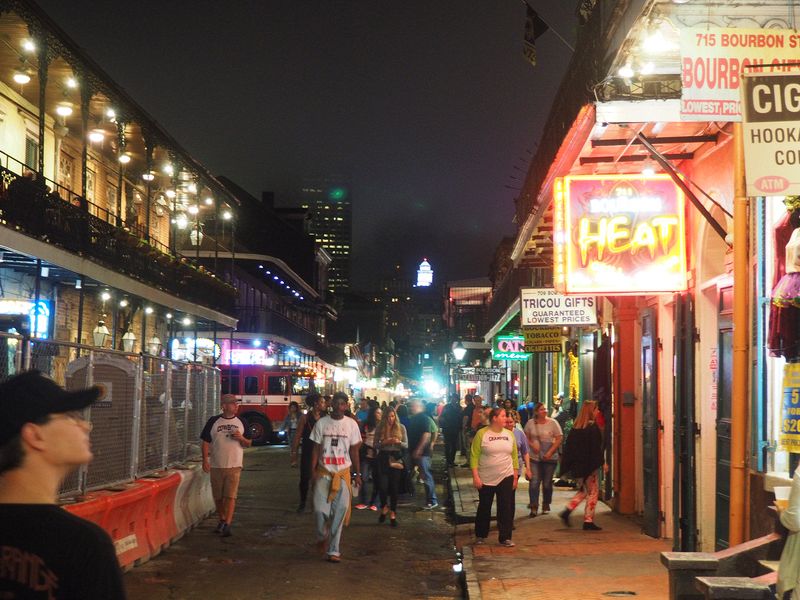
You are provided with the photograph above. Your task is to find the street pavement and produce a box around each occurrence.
[450,465,672,600]
[124,445,460,600]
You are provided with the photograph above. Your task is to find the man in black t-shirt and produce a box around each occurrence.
[439,394,463,467]
[0,371,126,599]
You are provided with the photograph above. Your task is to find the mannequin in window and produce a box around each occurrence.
[770,197,800,360]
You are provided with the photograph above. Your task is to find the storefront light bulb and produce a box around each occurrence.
[163,163,174,176]
[176,214,188,229]
[66,77,78,88]
[222,210,232,220]
[204,197,213,205]
[144,306,153,315]
[118,154,131,164]
[618,64,634,78]
[182,317,191,326]
[188,205,199,215]
[22,39,35,53]
[142,172,155,181]
[13,71,30,84]
[101,291,111,301]
[106,108,116,119]
[56,103,73,117]
[165,190,176,199]
[166,312,173,320]
[88,131,104,143]
[642,167,656,177]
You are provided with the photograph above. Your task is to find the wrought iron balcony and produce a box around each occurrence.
[236,307,321,352]
[0,166,237,315]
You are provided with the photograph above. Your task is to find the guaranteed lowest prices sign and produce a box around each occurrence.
[520,288,597,327]
[742,72,800,196]
[680,27,800,121]
[780,362,800,452]
[553,175,688,295]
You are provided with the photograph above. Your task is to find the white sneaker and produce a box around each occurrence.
[500,539,515,547]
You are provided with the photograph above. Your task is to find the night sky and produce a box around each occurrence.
[34,1,577,289]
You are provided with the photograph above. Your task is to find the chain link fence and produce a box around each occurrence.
[0,333,220,498]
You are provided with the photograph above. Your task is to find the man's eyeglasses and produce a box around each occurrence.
[50,411,93,430]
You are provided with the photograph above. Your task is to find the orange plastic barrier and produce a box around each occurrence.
[136,473,180,557]
[102,483,152,570]
[63,490,112,528]
[172,468,194,539]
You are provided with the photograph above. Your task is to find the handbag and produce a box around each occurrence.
[388,450,405,470]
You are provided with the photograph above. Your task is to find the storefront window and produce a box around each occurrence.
[760,196,795,476]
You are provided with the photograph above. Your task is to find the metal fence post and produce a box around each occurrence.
[130,356,143,479]
[78,350,95,495]
[162,360,171,469]
[183,365,191,462]
[22,338,31,371]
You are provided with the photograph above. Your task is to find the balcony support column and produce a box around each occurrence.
[35,37,50,177]
[79,74,91,201]
[115,121,126,227]
[143,133,154,241]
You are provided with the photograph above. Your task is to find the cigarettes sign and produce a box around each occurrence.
[742,72,800,195]
[680,27,800,121]
[520,288,597,327]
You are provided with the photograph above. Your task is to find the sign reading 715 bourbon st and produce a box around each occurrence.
[742,72,800,196]
[680,27,800,121]
[553,175,688,295]
[520,288,597,327]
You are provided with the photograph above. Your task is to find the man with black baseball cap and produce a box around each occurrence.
[0,370,126,599]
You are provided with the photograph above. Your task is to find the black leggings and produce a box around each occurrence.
[377,452,403,511]
[299,445,313,506]
[475,475,515,542]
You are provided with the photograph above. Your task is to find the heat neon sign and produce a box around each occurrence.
[553,174,688,294]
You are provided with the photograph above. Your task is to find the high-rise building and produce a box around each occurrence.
[295,178,352,293]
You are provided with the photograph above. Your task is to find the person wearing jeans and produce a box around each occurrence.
[471,408,518,546]
[523,401,562,517]
[407,400,439,509]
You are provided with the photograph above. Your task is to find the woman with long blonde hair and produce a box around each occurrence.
[374,405,408,526]
[558,400,605,531]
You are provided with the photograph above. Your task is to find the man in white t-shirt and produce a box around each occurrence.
[310,391,362,563]
[200,395,251,537]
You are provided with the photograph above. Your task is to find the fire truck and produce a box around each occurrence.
[220,365,315,446]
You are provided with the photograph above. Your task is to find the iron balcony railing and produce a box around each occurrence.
[0,165,237,315]
[236,306,321,351]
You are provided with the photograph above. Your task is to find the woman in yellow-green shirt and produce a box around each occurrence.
[470,408,518,547]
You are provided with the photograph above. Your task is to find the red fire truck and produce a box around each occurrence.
[220,365,315,446]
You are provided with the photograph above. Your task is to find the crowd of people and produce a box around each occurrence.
[278,388,608,558]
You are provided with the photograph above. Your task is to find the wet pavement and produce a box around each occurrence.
[124,445,461,600]
[450,464,672,600]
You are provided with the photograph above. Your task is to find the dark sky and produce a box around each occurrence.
[35,1,577,288]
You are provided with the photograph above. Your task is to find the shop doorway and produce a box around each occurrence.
[715,286,733,550]
[641,308,660,538]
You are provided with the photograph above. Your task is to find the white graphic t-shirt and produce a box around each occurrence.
[200,415,249,468]
[310,415,362,473]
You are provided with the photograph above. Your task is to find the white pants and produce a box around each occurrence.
[313,474,350,557]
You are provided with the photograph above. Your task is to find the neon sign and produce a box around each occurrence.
[492,335,531,361]
[0,299,50,338]
[554,175,688,294]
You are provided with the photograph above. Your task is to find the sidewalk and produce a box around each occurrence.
[450,465,671,600]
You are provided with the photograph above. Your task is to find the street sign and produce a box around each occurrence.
[455,367,504,382]
[742,72,800,196]
[520,288,597,326]
[780,362,800,452]
[522,327,564,353]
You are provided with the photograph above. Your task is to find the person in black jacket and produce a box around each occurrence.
[558,400,605,531]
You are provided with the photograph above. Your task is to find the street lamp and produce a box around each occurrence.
[452,341,467,362]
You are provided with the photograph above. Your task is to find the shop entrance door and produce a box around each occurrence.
[715,286,734,550]
[641,308,660,538]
